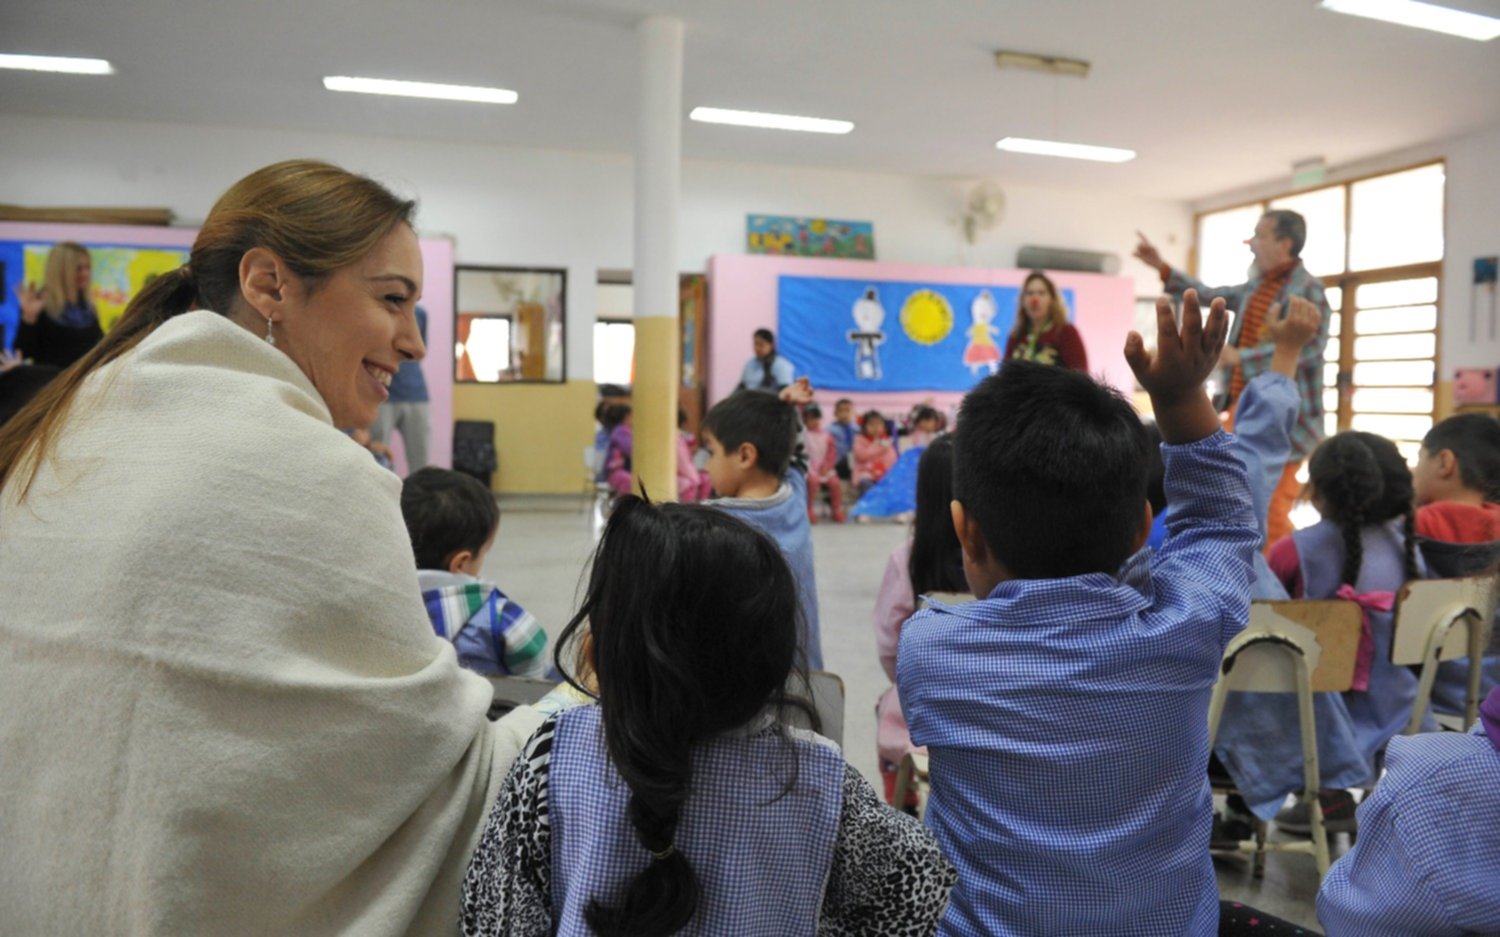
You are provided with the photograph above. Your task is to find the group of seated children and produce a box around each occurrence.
[423,288,1499,935]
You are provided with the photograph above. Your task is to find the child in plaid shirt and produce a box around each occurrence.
[400,467,547,678]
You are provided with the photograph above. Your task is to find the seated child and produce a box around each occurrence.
[460,498,956,936]
[1316,684,1500,935]
[701,380,824,670]
[873,435,965,803]
[676,407,711,503]
[904,405,942,451]
[1411,413,1500,714]
[400,467,547,678]
[604,405,634,496]
[829,397,858,481]
[1204,298,1370,836]
[802,403,844,523]
[1264,428,1423,833]
[851,409,897,495]
[899,291,1260,935]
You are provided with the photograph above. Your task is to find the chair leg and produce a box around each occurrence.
[1309,787,1331,880]
[1252,819,1267,879]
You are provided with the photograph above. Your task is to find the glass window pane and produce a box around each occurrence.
[1353,359,1435,386]
[1349,164,1444,271]
[1323,413,1339,438]
[1352,333,1436,361]
[1324,388,1340,413]
[1197,204,1264,286]
[1351,387,1433,414]
[593,321,636,386]
[1325,362,1341,386]
[1325,286,1343,311]
[1395,440,1422,465]
[1350,413,1432,442]
[1355,304,1437,335]
[1329,311,1341,338]
[1270,186,1346,276]
[1355,277,1438,309]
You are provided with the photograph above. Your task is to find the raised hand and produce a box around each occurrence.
[1133,231,1167,274]
[779,376,814,406]
[13,281,44,325]
[1265,296,1323,378]
[1123,289,1228,443]
[0,349,23,373]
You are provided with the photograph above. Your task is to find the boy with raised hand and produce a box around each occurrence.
[899,291,1259,935]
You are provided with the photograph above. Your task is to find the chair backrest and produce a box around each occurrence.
[1391,575,1498,666]
[783,670,846,747]
[1219,600,1363,694]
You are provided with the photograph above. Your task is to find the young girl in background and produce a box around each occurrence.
[873,436,966,804]
[851,410,897,495]
[801,403,844,523]
[903,406,942,452]
[603,405,634,496]
[460,498,955,936]
[676,407,710,503]
[1265,430,1423,832]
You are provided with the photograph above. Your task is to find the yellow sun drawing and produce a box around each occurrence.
[901,289,954,345]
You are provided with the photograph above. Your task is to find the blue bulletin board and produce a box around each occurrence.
[777,275,1074,392]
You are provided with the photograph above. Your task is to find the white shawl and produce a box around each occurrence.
[0,311,542,935]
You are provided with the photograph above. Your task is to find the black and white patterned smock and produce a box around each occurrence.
[461,715,956,936]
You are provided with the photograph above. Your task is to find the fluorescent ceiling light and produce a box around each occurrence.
[0,53,113,75]
[996,137,1136,163]
[1319,0,1500,40]
[689,107,853,134]
[322,75,518,105]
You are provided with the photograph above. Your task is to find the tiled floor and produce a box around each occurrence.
[486,503,1329,930]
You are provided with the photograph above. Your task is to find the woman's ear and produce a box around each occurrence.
[238,247,290,320]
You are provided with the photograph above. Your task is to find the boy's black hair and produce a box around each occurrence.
[834,398,853,409]
[700,389,797,477]
[803,402,822,420]
[400,466,501,571]
[554,497,811,936]
[600,403,631,432]
[909,435,967,596]
[912,405,941,427]
[1422,413,1500,501]
[953,360,1150,579]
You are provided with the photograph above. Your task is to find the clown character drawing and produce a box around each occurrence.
[848,287,887,381]
[962,288,1001,376]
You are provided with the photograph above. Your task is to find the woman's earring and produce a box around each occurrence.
[265,316,276,346]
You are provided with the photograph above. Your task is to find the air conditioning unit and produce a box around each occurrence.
[1016,245,1120,275]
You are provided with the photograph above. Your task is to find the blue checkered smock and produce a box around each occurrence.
[899,431,1258,936]
[1317,722,1500,936]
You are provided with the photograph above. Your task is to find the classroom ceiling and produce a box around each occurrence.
[2,0,1499,200]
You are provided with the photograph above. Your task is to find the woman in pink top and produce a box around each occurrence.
[873,436,967,803]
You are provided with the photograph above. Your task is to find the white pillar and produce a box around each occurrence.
[632,15,684,501]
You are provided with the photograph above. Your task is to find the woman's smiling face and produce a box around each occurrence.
[272,224,425,429]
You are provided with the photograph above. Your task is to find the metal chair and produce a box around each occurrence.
[1207,599,1363,880]
[1391,574,1499,734]
[784,670,846,747]
[486,675,556,719]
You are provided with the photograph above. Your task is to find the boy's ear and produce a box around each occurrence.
[1436,448,1459,479]
[445,548,475,575]
[1132,500,1154,554]
[735,441,759,469]
[951,499,989,566]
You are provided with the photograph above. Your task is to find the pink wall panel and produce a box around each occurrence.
[706,254,1137,419]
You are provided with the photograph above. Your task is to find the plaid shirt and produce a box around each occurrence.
[418,570,548,678]
[1164,262,1332,460]
[1317,725,1500,935]
[899,432,1258,936]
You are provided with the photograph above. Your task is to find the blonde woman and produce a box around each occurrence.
[12,241,103,369]
[0,161,543,935]
[1002,271,1088,372]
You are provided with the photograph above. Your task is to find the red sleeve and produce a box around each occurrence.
[1265,535,1304,598]
[1059,325,1088,372]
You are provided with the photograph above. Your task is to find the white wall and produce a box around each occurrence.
[1194,122,1500,375]
[0,112,1193,380]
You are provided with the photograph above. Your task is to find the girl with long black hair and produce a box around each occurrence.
[460,497,955,936]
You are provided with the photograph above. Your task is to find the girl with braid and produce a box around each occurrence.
[1265,431,1424,834]
[460,497,955,937]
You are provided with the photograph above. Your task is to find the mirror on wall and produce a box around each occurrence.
[454,266,566,383]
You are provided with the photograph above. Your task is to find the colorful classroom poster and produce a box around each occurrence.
[777,274,1073,392]
[1,239,189,348]
[746,215,875,259]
